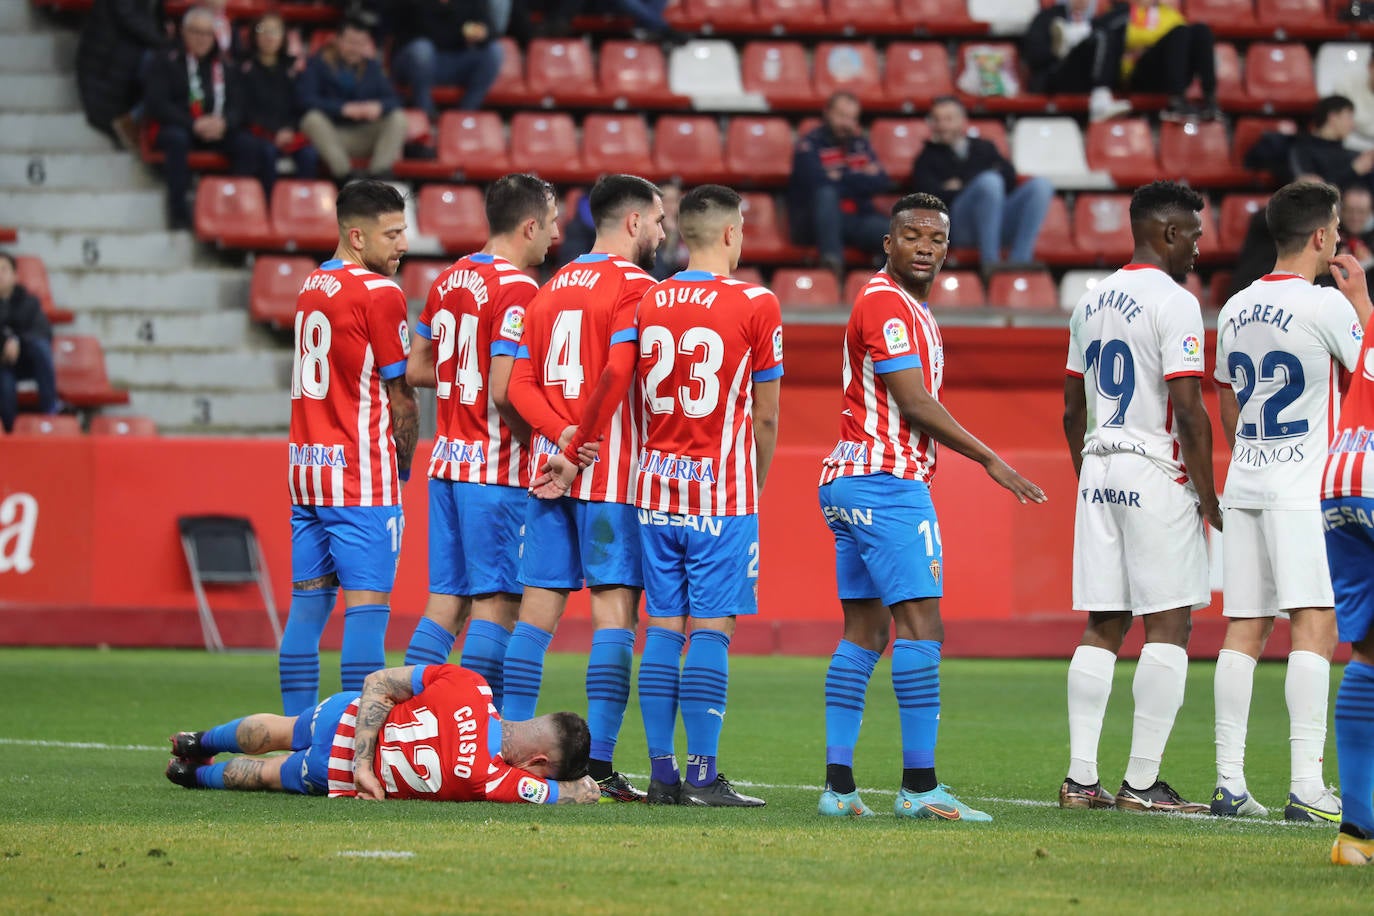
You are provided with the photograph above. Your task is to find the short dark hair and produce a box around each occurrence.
[825,90,860,111]
[485,173,555,236]
[335,179,405,228]
[1314,94,1354,130]
[1129,180,1204,224]
[1268,180,1340,256]
[0,251,14,271]
[588,174,660,229]
[546,712,591,781]
[339,15,372,36]
[678,184,742,247]
[931,94,963,112]
[890,192,949,231]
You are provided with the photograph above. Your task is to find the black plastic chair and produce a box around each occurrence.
[177,515,282,652]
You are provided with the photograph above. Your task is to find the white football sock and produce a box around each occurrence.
[1066,644,1117,786]
[1214,648,1257,793]
[1124,642,1188,790]
[1287,649,1331,800]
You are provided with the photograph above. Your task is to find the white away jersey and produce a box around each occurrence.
[1216,273,1362,508]
[1066,264,1205,482]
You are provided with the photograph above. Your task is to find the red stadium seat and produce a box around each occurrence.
[987,270,1057,309]
[195,176,272,248]
[526,38,601,106]
[896,0,981,33]
[724,116,795,185]
[1034,194,1081,265]
[485,38,529,106]
[741,42,818,110]
[437,111,510,180]
[403,109,432,146]
[400,260,449,305]
[733,266,765,286]
[583,114,654,178]
[813,42,884,109]
[1219,193,1270,254]
[671,0,763,31]
[13,255,72,323]
[827,0,898,32]
[1184,0,1257,21]
[1245,44,1317,107]
[250,256,314,329]
[772,268,842,310]
[1159,120,1250,186]
[967,119,1010,159]
[653,116,726,183]
[508,112,583,183]
[842,270,869,306]
[1210,270,1235,306]
[89,414,158,436]
[927,270,987,308]
[870,118,930,183]
[1231,117,1298,169]
[53,335,128,406]
[417,185,489,254]
[12,414,83,435]
[755,0,827,32]
[739,192,803,262]
[1212,42,1247,108]
[1084,118,1158,187]
[1073,194,1134,262]
[1196,196,1223,261]
[598,40,682,108]
[1256,0,1330,27]
[270,180,337,252]
[884,43,953,110]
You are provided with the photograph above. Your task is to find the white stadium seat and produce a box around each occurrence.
[1315,42,1370,97]
[967,0,1038,34]
[1011,117,1103,188]
[669,40,762,111]
[1058,270,1112,312]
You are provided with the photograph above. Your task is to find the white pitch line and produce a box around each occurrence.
[0,737,165,753]
[337,850,416,859]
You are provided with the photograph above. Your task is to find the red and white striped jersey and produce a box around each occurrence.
[1324,313,1374,499]
[820,271,945,485]
[327,665,557,804]
[289,258,411,507]
[418,253,539,487]
[634,271,784,516]
[511,253,656,504]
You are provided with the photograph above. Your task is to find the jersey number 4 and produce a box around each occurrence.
[545,310,586,398]
[292,311,331,400]
[641,325,725,418]
[433,311,482,405]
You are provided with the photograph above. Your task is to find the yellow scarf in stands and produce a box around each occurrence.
[1122,3,1188,79]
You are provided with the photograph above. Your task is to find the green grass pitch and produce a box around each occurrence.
[0,647,1367,914]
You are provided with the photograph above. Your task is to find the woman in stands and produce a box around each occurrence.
[240,12,319,196]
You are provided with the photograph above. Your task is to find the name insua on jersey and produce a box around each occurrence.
[435,269,490,307]
[1084,288,1142,323]
[639,449,717,483]
[299,273,343,298]
[290,443,347,468]
[550,268,601,291]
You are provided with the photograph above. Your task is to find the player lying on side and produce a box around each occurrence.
[164,664,600,804]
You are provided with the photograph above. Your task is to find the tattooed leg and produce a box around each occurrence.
[234,714,298,754]
[222,756,287,791]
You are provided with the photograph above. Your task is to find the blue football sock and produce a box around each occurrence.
[893,638,942,773]
[587,628,634,764]
[1335,660,1374,834]
[639,626,686,779]
[825,639,881,770]
[501,622,553,721]
[196,761,228,790]
[404,616,456,667]
[460,619,512,710]
[201,718,245,755]
[340,603,389,692]
[682,629,731,787]
[278,588,334,716]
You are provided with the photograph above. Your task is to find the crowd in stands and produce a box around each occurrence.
[0,253,58,435]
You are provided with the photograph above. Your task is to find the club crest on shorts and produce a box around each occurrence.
[883,318,911,355]
[929,558,941,582]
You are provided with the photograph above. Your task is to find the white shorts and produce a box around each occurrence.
[1072,453,1211,615]
[1221,506,1334,617]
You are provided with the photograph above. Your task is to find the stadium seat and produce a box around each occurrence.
[896,0,981,33]
[1257,0,1335,30]
[772,268,842,310]
[755,0,827,32]
[741,42,818,109]
[194,176,271,249]
[884,43,953,110]
[987,270,1057,309]
[53,335,128,406]
[1245,44,1318,108]
[89,414,158,436]
[841,270,869,306]
[12,414,82,435]
[436,111,509,180]
[525,38,601,106]
[13,255,72,323]
[967,0,1037,31]
[249,256,314,329]
[1072,194,1134,262]
[733,266,765,286]
[954,41,1044,113]
[1231,117,1298,169]
[967,119,1010,159]
[1084,118,1158,187]
[813,42,884,108]
[927,270,986,308]
[400,260,448,306]
[1183,0,1260,31]
[1210,270,1235,306]
[1196,197,1223,262]
[739,192,802,262]
[724,116,795,186]
[827,0,899,33]
[668,40,747,101]
[1210,42,1248,111]
[485,38,528,106]
[1181,271,1206,306]
[870,119,929,183]
[599,40,684,108]
[508,112,583,183]
[417,185,489,254]
[1219,193,1270,254]
[583,114,654,178]
[1058,270,1112,311]
[1033,194,1081,265]
[653,116,727,184]
[1011,117,1092,184]
[1159,121,1249,186]
[1315,42,1370,96]
[671,0,763,32]
[270,180,337,252]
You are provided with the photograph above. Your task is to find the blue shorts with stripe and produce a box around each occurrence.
[291,504,401,592]
[639,510,759,619]
[282,690,360,795]
[1323,496,1374,644]
[818,473,943,606]
[428,479,526,596]
[519,497,643,590]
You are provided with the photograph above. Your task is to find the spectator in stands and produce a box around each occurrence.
[555,193,596,267]
[912,96,1054,273]
[76,0,167,149]
[787,92,892,277]
[652,182,688,281]
[240,12,318,196]
[298,18,410,184]
[1121,0,1219,122]
[1024,1,1131,122]
[390,0,505,120]
[203,0,245,60]
[144,7,258,230]
[1339,184,1374,283]
[0,253,58,434]
[1337,56,1374,152]
[1291,96,1374,193]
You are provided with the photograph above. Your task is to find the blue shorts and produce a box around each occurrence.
[1323,496,1374,644]
[519,498,643,590]
[428,480,526,596]
[638,511,759,619]
[291,504,402,592]
[283,689,361,795]
[818,474,944,606]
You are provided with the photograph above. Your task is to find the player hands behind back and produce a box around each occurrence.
[399,175,560,713]
[281,180,419,717]
[165,664,600,805]
[1210,182,1371,823]
[1061,181,1218,815]
[536,185,783,807]
[814,193,1046,822]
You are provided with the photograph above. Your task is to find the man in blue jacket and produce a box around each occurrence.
[390,0,504,120]
[298,18,410,183]
[787,92,892,278]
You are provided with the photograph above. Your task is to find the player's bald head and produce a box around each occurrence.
[588,174,661,230]
[335,179,406,230]
[678,184,743,249]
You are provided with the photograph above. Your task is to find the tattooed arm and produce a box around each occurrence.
[555,775,601,804]
[385,376,419,484]
[351,665,418,801]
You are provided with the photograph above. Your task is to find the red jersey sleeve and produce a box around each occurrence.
[365,281,412,381]
[490,278,536,359]
[415,279,441,343]
[509,302,574,446]
[858,291,923,376]
[749,290,785,382]
[482,761,558,804]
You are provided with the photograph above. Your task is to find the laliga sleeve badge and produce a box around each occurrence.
[1353,321,1365,342]
[399,319,411,356]
[502,306,526,341]
[772,326,784,362]
[883,318,911,355]
[517,776,549,804]
[1181,334,1201,363]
